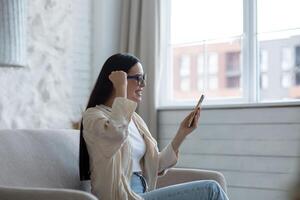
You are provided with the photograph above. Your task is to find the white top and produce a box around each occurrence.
[128,119,146,172]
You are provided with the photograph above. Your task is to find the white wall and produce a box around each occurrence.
[0,0,126,128]
[158,106,300,200]
[0,0,92,128]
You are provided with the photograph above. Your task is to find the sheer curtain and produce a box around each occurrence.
[119,0,163,139]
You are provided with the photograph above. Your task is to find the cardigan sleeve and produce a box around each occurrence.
[157,142,178,176]
[82,97,137,158]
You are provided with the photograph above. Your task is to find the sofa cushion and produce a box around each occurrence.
[0,186,97,200]
[0,129,89,191]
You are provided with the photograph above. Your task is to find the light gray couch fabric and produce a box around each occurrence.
[0,186,97,200]
[0,129,227,199]
[0,129,90,191]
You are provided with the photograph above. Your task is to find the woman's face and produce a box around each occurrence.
[127,63,146,103]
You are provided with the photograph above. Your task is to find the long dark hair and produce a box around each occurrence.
[79,53,140,180]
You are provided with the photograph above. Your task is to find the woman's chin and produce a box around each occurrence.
[129,96,142,103]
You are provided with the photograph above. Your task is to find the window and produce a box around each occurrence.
[282,72,292,88]
[197,55,204,91]
[295,46,300,85]
[179,55,191,91]
[179,55,191,76]
[225,52,240,88]
[180,78,190,91]
[260,50,268,89]
[207,53,219,90]
[160,0,300,106]
[258,0,300,101]
[281,48,293,88]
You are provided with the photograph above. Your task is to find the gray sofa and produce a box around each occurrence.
[0,129,227,199]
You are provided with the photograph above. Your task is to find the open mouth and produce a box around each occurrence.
[135,90,143,97]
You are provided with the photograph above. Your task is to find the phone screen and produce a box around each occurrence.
[188,94,205,127]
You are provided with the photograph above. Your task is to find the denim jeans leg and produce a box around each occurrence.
[140,180,229,200]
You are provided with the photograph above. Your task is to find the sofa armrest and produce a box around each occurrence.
[156,168,227,193]
[0,186,98,200]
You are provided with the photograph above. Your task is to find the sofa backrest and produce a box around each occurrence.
[0,129,90,192]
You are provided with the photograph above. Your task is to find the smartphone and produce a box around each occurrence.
[188,94,205,127]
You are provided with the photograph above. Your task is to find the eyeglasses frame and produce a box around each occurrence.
[127,73,147,86]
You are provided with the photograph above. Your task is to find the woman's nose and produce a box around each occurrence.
[140,79,146,87]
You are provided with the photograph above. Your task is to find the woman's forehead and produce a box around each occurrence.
[128,63,144,75]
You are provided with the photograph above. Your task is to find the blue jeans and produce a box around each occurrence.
[130,173,229,200]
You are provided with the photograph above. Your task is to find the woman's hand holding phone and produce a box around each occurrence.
[188,94,204,127]
[177,95,204,137]
[171,95,204,153]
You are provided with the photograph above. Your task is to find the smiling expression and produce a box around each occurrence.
[127,63,145,103]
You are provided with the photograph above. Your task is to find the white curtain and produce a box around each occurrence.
[119,0,162,139]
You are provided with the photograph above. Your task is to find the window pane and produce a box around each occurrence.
[227,76,240,88]
[225,51,241,89]
[179,55,191,76]
[281,72,292,88]
[281,48,293,71]
[226,52,240,72]
[173,45,200,99]
[180,78,190,91]
[260,74,269,90]
[172,38,242,100]
[258,0,300,101]
[197,77,204,91]
[259,50,269,90]
[296,72,300,85]
[171,0,242,44]
[258,32,300,100]
[296,46,300,66]
[208,53,218,74]
[197,55,204,75]
[170,0,243,102]
[208,76,218,90]
[260,50,268,72]
[296,46,300,86]
[257,0,300,33]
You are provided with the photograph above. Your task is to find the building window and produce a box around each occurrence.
[179,55,191,91]
[260,50,268,89]
[281,48,293,88]
[197,54,205,91]
[295,46,300,85]
[180,78,190,91]
[226,52,240,88]
[282,72,292,88]
[208,53,219,90]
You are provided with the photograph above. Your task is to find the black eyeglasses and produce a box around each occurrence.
[127,74,147,86]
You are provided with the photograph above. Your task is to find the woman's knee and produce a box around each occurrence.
[205,180,228,200]
[203,180,222,192]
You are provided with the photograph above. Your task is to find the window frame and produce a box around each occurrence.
[158,0,300,109]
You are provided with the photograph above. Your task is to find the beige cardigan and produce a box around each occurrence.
[82,97,178,200]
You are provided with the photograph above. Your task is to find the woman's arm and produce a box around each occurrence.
[157,108,201,175]
[83,97,137,158]
[171,108,201,153]
[83,71,137,158]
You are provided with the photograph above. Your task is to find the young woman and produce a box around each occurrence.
[79,53,229,200]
